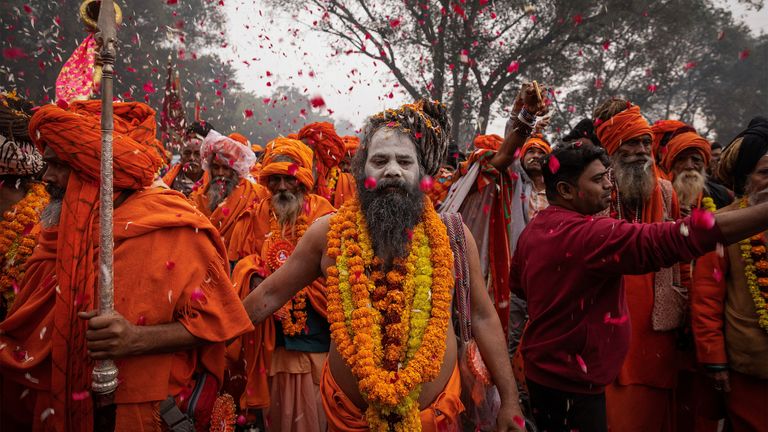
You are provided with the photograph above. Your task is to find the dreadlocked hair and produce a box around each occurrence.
[593,97,631,123]
[353,99,451,178]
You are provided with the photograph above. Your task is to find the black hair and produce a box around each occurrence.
[186,120,215,138]
[710,141,722,150]
[563,118,600,146]
[542,142,610,201]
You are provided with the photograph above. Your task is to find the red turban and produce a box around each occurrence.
[342,135,360,157]
[473,134,503,151]
[520,134,552,157]
[660,131,711,173]
[595,105,653,155]
[259,137,315,191]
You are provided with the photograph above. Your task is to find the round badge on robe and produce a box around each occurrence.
[265,238,295,272]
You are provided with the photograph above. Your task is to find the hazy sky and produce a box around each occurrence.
[222,1,766,133]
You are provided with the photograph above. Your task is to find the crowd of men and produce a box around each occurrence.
[0,80,766,432]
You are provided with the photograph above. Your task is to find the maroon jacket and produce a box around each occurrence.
[510,205,723,394]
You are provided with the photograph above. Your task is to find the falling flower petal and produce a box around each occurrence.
[419,176,434,192]
[691,208,715,230]
[71,391,90,401]
[548,155,560,174]
[165,260,176,270]
[364,177,377,190]
[576,354,588,374]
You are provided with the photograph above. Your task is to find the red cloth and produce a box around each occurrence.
[297,122,345,198]
[510,205,723,394]
[595,105,653,155]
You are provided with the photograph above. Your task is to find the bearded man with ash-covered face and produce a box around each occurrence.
[240,99,525,432]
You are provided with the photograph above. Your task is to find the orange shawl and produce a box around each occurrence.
[596,105,653,155]
[473,134,503,151]
[190,179,269,244]
[227,194,335,409]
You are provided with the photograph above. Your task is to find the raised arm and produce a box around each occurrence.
[491,82,548,171]
[463,224,524,431]
[713,200,768,243]
[242,215,329,324]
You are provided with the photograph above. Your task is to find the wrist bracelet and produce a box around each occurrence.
[518,108,536,128]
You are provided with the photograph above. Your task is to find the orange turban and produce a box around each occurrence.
[660,131,711,173]
[342,135,360,157]
[29,100,162,189]
[520,134,552,157]
[595,105,653,155]
[651,119,687,160]
[229,132,250,146]
[473,134,503,151]
[259,137,315,190]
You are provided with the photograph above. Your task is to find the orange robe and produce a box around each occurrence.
[328,171,356,208]
[606,177,684,432]
[227,194,335,410]
[190,178,269,245]
[320,362,464,432]
[0,188,254,432]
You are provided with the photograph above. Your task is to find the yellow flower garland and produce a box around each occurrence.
[0,182,49,313]
[738,197,768,334]
[326,197,453,432]
[266,208,311,337]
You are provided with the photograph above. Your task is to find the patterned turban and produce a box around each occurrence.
[259,137,315,190]
[364,99,451,177]
[201,130,256,179]
[0,92,42,176]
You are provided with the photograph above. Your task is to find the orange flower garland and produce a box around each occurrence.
[0,182,48,314]
[738,197,768,334]
[326,197,453,431]
[265,207,311,337]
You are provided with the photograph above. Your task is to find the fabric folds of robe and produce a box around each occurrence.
[190,178,269,244]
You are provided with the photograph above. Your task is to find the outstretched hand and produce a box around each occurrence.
[78,310,141,359]
[497,401,527,431]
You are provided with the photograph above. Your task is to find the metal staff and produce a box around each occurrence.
[90,0,119,396]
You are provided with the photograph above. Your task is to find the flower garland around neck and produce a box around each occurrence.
[0,182,49,312]
[326,166,341,197]
[326,197,453,432]
[738,197,768,334]
[267,204,311,337]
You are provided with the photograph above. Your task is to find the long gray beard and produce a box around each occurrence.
[673,170,707,209]
[359,178,424,264]
[40,199,62,229]
[208,176,237,213]
[612,155,655,207]
[271,190,304,228]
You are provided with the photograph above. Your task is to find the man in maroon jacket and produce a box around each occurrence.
[510,142,768,431]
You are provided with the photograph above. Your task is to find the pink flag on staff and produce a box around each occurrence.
[55,34,96,103]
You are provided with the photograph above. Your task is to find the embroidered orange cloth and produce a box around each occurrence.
[227,194,334,409]
[596,106,653,155]
[320,361,464,432]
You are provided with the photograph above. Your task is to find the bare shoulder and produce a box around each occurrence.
[306,213,333,242]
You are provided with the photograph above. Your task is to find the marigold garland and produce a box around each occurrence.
[701,196,716,213]
[326,197,453,432]
[326,166,341,197]
[0,182,48,314]
[738,197,768,334]
[265,206,311,337]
